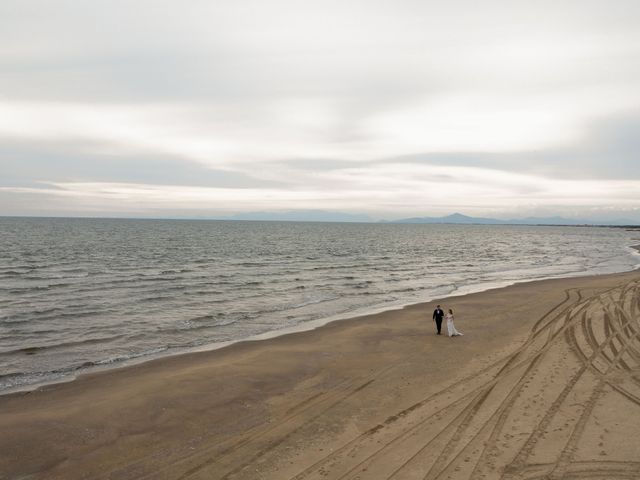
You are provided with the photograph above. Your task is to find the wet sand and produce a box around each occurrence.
[1,269,640,479]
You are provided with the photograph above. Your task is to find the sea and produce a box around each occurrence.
[1,217,639,393]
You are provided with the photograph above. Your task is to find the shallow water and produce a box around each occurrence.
[1,217,638,392]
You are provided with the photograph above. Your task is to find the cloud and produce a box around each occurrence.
[1,0,639,219]
[2,162,639,220]
[0,139,285,189]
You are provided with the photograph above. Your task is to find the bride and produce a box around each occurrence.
[446,309,463,337]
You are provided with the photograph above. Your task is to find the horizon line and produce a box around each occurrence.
[1,213,638,228]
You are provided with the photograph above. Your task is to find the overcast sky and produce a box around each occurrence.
[1,0,639,221]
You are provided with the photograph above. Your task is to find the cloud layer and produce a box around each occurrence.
[1,0,640,220]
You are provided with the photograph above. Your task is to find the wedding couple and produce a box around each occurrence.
[432,305,463,337]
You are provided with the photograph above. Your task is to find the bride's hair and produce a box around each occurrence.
[448,309,453,314]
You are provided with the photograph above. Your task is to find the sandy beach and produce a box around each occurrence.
[1,269,640,480]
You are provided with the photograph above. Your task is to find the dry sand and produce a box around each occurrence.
[1,270,640,480]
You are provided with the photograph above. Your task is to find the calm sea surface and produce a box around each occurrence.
[1,217,639,392]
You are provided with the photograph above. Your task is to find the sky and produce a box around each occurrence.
[1,0,640,222]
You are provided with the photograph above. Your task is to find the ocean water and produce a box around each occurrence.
[1,217,639,393]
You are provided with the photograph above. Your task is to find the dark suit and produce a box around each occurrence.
[433,308,444,334]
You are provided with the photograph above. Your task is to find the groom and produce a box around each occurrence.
[432,305,444,335]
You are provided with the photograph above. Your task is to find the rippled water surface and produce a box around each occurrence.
[1,217,638,392]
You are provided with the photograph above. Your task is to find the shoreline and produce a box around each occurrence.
[3,249,640,397]
[1,268,640,478]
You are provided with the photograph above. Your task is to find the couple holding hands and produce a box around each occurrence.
[432,305,463,337]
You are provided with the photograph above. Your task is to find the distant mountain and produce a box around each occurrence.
[390,213,640,226]
[221,210,374,223]
[389,213,507,224]
[207,210,638,226]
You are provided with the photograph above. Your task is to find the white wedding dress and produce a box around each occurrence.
[446,313,463,337]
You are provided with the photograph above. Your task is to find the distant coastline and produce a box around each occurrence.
[1,212,639,226]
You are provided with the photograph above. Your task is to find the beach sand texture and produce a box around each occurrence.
[1,270,640,479]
